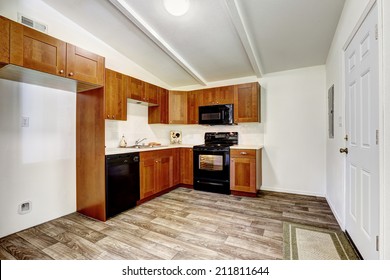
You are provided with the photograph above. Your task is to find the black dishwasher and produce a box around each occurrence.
[106,152,140,218]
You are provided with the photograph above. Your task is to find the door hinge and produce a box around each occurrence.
[376,130,379,145]
[375,24,378,40]
[376,236,379,251]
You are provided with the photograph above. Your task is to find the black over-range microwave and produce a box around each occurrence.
[198,104,234,125]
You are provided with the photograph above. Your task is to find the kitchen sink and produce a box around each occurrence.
[127,145,166,149]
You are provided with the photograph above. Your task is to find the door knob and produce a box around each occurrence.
[340,148,348,154]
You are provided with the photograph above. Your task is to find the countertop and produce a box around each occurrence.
[106,144,263,155]
[105,144,196,155]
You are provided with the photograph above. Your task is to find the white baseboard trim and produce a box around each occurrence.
[325,195,345,230]
[260,185,325,197]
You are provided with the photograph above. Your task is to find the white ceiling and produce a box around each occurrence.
[42,0,345,88]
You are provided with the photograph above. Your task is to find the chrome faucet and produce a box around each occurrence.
[135,138,147,145]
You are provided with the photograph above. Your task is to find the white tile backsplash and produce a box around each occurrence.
[105,101,264,148]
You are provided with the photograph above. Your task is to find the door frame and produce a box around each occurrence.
[342,0,385,259]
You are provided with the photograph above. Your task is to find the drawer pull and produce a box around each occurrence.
[240,152,248,155]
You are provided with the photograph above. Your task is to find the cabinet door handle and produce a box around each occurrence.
[68,72,74,77]
[59,69,64,74]
[240,152,248,155]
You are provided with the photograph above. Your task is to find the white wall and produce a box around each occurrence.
[0,79,76,238]
[105,103,264,148]
[325,0,372,228]
[260,66,327,196]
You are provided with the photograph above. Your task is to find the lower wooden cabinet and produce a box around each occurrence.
[180,148,193,185]
[230,149,262,195]
[139,150,173,200]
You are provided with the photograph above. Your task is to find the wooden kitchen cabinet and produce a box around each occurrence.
[145,83,159,105]
[10,21,67,77]
[127,76,145,101]
[202,86,233,105]
[187,90,200,124]
[230,149,262,196]
[0,16,10,65]
[168,91,188,124]
[148,87,168,124]
[8,18,104,92]
[172,148,180,186]
[139,150,173,200]
[180,148,193,185]
[234,82,261,123]
[66,44,105,89]
[104,68,127,121]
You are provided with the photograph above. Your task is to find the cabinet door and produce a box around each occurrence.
[172,148,180,186]
[140,158,157,199]
[145,83,158,105]
[217,85,234,104]
[10,22,66,76]
[169,91,188,124]
[230,150,258,193]
[202,88,217,105]
[148,87,168,124]
[66,44,104,86]
[230,154,256,193]
[234,83,260,123]
[180,148,193,185]
[0,17,10,65]
[128,76,145,101]
[105,69,127,120]
[157,155,172,192]
[187,91,199,124]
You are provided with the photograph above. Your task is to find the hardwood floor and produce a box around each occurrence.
[0,188,340,260]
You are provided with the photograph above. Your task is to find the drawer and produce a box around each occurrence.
[230,149,256,158]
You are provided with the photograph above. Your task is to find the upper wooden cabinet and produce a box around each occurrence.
[234,82,261,123]
[127,76,144,100]
[105,69,127,121]
[148,87,168,124]
[168,91,188,124]
[2,17,104,92]
[10,21,67,77]
[187,90,200,124]
[145,83,158,105]
[66,44,105,88]
[202,86,234,105]
[0,17,10,65]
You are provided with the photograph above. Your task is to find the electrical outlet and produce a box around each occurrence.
[18,201,32,214]
[21,116,29,127]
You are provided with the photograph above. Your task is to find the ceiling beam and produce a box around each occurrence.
[225,0,264,77]
[109,0,207,86]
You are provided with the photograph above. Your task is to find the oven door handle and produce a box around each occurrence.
[195,180,225,186]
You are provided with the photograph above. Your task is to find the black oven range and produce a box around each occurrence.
[193,132,238,194]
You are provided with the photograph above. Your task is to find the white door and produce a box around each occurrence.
[344,3,379,259]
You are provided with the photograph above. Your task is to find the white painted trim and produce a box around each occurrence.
[260,185,325,198]
[109,0,208,86]
[326,195,345,230]
[377,0,386,260]
[343,0,377,51]
[225,0,264,77]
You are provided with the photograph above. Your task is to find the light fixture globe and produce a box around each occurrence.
[163,0,190,16]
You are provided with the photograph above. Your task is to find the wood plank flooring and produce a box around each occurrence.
[0,188,340,260]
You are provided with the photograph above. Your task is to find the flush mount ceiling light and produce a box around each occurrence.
[163,0,190,16]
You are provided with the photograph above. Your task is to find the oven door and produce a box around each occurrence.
[193,149,230,192]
